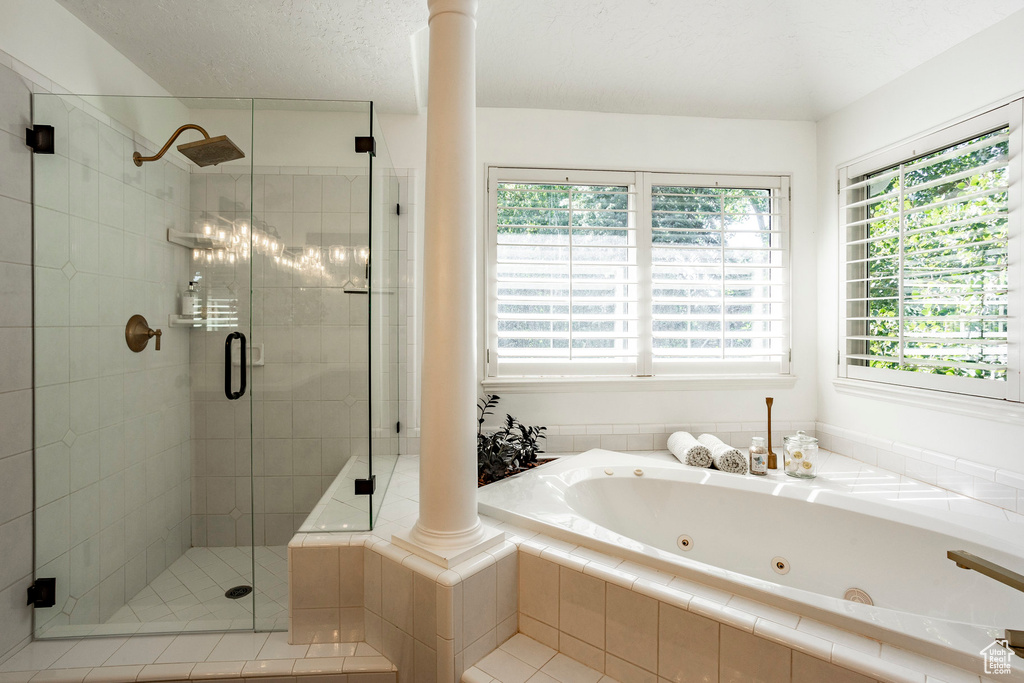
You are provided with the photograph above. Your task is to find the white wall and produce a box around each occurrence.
[816,10,1024,474]
[0,1,187,147]
[382,107,819,430]
[0,0,169,98]
[188,107,371,169]
[477,108,818,427]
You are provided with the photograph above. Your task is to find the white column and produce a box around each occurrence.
[396,0,501,565]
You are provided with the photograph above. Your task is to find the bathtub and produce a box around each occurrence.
[478,449,1024,673]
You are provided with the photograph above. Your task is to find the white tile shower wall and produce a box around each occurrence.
[189,167,374,546]
[815,421,1024,515]
[31,91,193,635]
[0,53,38,663]
[522,421,816,455]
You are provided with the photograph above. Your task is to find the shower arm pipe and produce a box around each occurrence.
[132,124,212,166]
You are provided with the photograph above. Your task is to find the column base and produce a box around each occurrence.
[392,522,506,568]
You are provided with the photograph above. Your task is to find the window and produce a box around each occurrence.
[485,167,790,379]
[839,102,1021,400]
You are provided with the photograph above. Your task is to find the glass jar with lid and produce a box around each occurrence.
[784,431,819,479]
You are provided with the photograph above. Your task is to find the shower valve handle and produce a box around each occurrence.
[125,315,162,352]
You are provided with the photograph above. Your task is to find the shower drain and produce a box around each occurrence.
[225,585,253,600]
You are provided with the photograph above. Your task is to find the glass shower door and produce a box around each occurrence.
[184,97,259,631]
[29,93,396,638]
[31,92,258,636]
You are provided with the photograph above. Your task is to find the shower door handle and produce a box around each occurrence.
[225,331,247,400]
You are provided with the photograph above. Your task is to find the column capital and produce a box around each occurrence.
[427,0,477,20]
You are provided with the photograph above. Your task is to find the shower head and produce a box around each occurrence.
[176,135,245,167]
[133,124,245,167]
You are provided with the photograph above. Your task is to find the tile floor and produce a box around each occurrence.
[0,632,394,682]
[38,546,290,638]
[463,634,613,683]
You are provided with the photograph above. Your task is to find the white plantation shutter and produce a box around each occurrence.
[486,168,791,379]
[648,173,789,374]
[488,169,640,376]
[840,102,1021,400]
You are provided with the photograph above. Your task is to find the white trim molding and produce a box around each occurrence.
[832,377,1024,425]
[482,374,798,394]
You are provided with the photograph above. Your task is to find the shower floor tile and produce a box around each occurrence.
[37,546,289,638]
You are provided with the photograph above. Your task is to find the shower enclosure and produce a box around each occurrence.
[29,94,401,637]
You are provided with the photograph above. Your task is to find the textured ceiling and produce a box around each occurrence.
[57,0,1024,119]
[55,0,428,112]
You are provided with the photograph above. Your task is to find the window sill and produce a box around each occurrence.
[831,377,1024,425]
[481,374,798,394]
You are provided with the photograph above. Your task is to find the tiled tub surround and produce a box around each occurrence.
[815,422,1024,515]
[0,630,397,682]
[288,532,519,683]
[511,540,989,683]
[289,452,1017,683]
[32,93,194,637]
[480,450,1024,678]
[512,421,817,455]
[536,419,1024,521]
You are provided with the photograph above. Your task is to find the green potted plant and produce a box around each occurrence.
[477,394,548,486]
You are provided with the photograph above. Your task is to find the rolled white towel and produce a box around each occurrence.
[667,431,712,468]
[697,433,748,475]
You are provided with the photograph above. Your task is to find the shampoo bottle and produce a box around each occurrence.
[181,281,200,318]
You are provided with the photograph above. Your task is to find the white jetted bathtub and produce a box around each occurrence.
[478,449,1024,671]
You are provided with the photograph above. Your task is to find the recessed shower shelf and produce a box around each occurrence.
[168,314,206,328]
[166,228,229,250]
